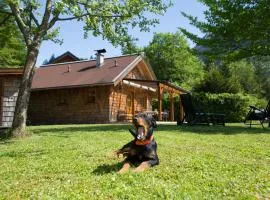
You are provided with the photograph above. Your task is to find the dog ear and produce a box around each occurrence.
[147,115,157,128]
[151,118,157,128]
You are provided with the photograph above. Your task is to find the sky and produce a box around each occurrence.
[37,0,207,65]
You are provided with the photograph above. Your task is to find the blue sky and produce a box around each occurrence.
[37,0,206,65]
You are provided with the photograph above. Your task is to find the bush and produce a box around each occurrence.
[192,93,266,122]
[152,92,266,122]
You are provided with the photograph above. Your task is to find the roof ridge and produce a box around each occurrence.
[39,53,140,68]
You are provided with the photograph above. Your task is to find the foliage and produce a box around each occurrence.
[180,0,270,61]
[227,60,259,94]
[144,32,204,90]
[0,124,269,199]
[192,92,266,122]
[42,54,56,65]
[193,65,241,94]
[249,56,270,100]
[5,0,172,49]
[194,59,264,96]
[121,38,143,55]
[0,2,26,67]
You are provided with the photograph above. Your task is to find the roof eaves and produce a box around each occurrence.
[160,81,190,93]
[0,68,23,75]
[112,55,142,86]
[141,57,157,80]
[31,82,114,91]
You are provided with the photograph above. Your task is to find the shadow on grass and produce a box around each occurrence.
[0,150,46,158]
[0,128,13,142]
[92,162,123,175]
[31,124,131,136]
[29,123,270,137]
[157,124,270,135]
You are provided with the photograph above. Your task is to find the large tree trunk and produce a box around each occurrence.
[11,46,39,137]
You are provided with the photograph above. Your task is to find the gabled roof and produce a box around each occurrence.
[50,51,80,64]
[31,54,156,91]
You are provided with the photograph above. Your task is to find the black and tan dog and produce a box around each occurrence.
[116,113,159,173]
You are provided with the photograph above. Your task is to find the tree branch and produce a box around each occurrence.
[0,13,11,26]
[8,2,30,46]
[40,0,52,29]
[48,11,60,29]
[56,13,131,21]
[0,10,12,14]
[30,11,40,27]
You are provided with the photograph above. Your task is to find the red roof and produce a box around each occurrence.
[31,55,141,90]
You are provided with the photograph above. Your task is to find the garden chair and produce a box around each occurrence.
[179,93,225,126]
[244,100,270,128]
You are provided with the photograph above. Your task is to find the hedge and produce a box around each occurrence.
[190,93,266,122]
[152,93,266,122]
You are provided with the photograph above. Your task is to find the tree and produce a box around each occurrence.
[180,0,270,61]
[144,32,204,90]
[193,64,241,94]
[0,1,26,67]
[227,60,259,94]
[121,38,143,55]
[250,56,270,99]
[42,54,55,65]
[2,0,171,136]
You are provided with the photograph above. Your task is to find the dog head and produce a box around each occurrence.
[132,113,157,140]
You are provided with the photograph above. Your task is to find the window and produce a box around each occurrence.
[138,97,146,108]
[58,90,68,105]
[86,89,96,104]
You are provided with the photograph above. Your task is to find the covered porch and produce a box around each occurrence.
[122,78,188,122]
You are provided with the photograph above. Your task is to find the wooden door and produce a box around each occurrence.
[126,93,132,115]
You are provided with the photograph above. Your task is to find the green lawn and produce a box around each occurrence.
[0,124,269,199]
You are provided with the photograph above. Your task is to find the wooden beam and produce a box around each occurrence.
[170,92,174,121]
[179,94,184,123]
[132,88,135,118]
[157,83,163,121]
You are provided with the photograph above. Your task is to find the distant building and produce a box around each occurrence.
[49,51,80,64]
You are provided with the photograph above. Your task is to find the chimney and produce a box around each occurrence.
[95,49,106,67]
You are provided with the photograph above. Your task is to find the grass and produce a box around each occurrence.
[0,124,269,199]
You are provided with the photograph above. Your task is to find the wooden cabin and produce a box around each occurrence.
[0,68,23,127]
[28,53,186,125]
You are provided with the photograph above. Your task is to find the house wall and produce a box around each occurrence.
[0,76,21,127]
[28,86,111,125]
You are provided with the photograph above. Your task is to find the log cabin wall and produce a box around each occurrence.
[109,64,154,122]
[28,85,111,125]
[0,76,21,127]
[109,84,154,122]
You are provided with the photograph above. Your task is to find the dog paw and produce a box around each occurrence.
[133,162,150,173]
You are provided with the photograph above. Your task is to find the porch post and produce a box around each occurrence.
[179,94,184,123]
[132,88,135,118]
[158,83,163,121]
[169,92,174,121]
